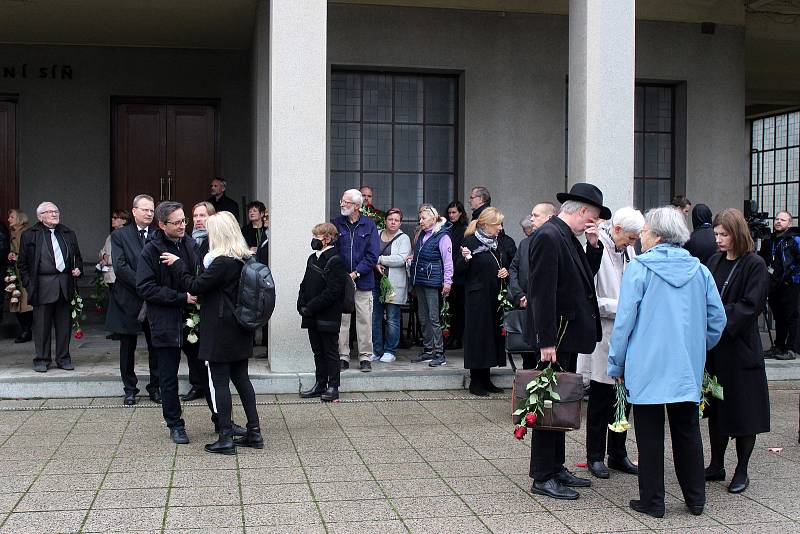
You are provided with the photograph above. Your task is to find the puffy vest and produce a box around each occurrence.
[411,223,451,288]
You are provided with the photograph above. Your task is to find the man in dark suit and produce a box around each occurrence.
[105,194,160,405]
[208,177,240,222]
[526,183,608,500]
[17,202,83,373]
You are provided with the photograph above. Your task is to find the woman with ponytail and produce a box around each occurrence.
[456,207,509,396]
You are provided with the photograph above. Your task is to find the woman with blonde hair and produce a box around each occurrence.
[455,206,509,395]
[161,211,262,455]
[409,204,453,367]
[7,209,32,343]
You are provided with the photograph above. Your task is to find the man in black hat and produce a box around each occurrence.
[526,182,609,500]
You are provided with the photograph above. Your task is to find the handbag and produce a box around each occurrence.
[512,362,584,431]
[503,309,534,354]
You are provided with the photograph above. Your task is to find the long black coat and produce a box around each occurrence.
[136,230,197,348]
[18,222,83,306]
[525,217,603,354]
[105,223,154,334]
[508,234,532,306]
[173,255,254,362]
[297,248,348,333]
[705,252,770,436]
[455,235,508,369]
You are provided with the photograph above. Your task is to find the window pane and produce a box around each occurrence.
[776,150,787,184]
[790,148,799,182]
[394,76,423,123]
[645,86,660,131]
[752,119,763,151]
[658,179,671,206]
[394,125,423,171]
[363,124,392,171]
[776,114,788,149]
[763,116,775,150]
[424,173,455,214]
[362,173,392,211]
[776,182,787,213]
[644,133,658,177]
[658,87,672,132]
[330,172,360,217]
[643,179,660,210]
[789,182,799,217]
[657,133,672,178]
[635,87,644,131]
[331,72,361,122]
[363,74,392,122]
[330,123,360,171]
[789,112,799,147]
[634,179,644,210]
[394,173,423,217]
[425,77,456,124]
[634,133,643,177]
[763,151,774,184]
[425,126,455,173]
[761,185,774,218]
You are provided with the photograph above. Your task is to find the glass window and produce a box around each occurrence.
[751,111,800,219]
[329,71,458,220]
[634,84,675,210]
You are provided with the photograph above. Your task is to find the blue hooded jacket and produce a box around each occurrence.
[333,213,380,291]
[607,244,726,404]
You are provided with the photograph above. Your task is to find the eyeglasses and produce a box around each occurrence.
[165,218,187,226]
[340,200,355,206]
[41,210,59,215]
[134,207,155,214]
[469,195,480,200]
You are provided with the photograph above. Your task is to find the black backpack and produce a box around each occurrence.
[311,256,355,314]
[231,257,276,330]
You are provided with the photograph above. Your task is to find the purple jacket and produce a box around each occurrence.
[333,213,380,291]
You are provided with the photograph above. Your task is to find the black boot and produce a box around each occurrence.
[321,386,339,402]
[300,382,326,399]
[14,330,32,343]
[483,370,503,393]
[468,370,489,396]
[234,426,265,449]
[204,430,235,455]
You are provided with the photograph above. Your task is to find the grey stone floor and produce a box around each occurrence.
[0,384,798,533]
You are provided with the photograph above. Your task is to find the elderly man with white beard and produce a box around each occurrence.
[332,189,380,372]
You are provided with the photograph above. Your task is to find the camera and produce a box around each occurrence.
[743,200,771,241]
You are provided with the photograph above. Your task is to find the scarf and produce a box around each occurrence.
[192,228,208,246]
[472,228,498,255]
[203,252,217,269]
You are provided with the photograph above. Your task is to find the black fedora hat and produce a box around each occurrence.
[556,183,612,220]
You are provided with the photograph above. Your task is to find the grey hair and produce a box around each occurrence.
[645,206,691,246]
[471,186,491,204]
[519,216,534,231]
[132,194,154,209]
[560,200,594,215]
[212,177,227,188]
[344,188,363,207]
[611,206,645,233]
[36,201,58,215]
[155,201,183,224]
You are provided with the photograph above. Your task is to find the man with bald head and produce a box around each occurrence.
[18,202,83,372]
[509,202,556,308]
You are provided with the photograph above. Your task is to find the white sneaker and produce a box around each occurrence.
[368,354,381,362]
[379,353,396,363]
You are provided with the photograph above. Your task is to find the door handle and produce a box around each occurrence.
[159,177,164,201]
[167,170,173,200]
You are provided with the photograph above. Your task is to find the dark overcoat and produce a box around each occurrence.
[172,255,254,362]
[508,234,532,306]
[297,248,348,333]
[136,230,197,348]
[17,222,83,306]
[705,251,770,436]
[525,217,603,354]
[105,223,154,334]
[455,234,507,369]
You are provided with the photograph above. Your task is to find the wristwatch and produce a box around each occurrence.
[355,272,361,278]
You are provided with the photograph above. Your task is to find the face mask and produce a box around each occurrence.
[311,238,324,251]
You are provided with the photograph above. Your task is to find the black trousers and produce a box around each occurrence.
[16,311,33,334]
[118,321,158,396]
[529,351,577,482]
[309,328,340,388]
[586,380,630,462]
[181,337,207,391]
[32,296,72,366]
[208,359,260,433]
[769,284,799,351]
[633,402,705,511]
[154,346,184,429]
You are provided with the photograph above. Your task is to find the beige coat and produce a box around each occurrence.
[99,234,116,284]
[581,222,636,385]
[8,224,33,313]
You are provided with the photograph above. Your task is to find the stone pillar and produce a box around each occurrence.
[252,0,269,204]
[568,0,635,211]
[268,0,327,373]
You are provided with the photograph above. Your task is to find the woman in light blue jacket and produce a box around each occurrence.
[608,206,726,520]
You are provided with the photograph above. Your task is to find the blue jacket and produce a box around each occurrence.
[333,214,380,291]
[411,222,451,288]
[607,244,726,404]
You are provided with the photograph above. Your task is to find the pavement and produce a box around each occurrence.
[0,382,798,533]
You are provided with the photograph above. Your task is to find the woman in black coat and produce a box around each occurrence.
[455,207,509,396]
[161,212,262,455]
[704,209,770,494]
[297,223,348,402]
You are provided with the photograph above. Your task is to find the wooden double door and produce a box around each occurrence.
[112,101,218,214]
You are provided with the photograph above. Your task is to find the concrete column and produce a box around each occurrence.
[568,0,635,211]
[268,0,327,373]
[252,0,269,203]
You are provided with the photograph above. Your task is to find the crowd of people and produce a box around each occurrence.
[0,177,788,513]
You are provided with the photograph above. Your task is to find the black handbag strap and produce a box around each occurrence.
[535,360,564,372]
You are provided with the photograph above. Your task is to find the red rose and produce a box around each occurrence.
[442,329,450,338]
[501,327,507,337]
[73,330,84,339]
[513,425,527,440]
[524,412,537,427]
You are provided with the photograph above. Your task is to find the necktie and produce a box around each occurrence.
[51,229,66,272]
[139,229,146,243]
